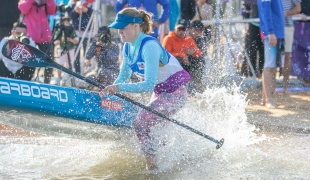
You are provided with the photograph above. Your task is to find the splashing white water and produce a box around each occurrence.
[148,86,266,173]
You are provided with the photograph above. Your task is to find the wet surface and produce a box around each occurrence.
[1,88,310,179]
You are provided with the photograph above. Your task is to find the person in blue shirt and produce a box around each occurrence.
[100,8,191,170]
[114,0,171,38]
[258,0,285,108]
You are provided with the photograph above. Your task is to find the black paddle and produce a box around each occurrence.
[1,40,224,149]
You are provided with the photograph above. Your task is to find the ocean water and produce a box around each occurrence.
[0,87,310,179]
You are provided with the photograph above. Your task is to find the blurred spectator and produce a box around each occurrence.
[189,20,208,92]
[168,0,180,30]
[69,0,94,74]
[18,0,57,84]
[180,0,196,22]
[192,0,213,42]
[242,2,265,78]
[114,0,171,39]
[223,35,243,77]
[241,3,252,77]
[162,19,203,94]
[300,0,310,19]
[0,22,36,81]
[192,0,213,21]
[258,0,285,108]
[281,0,301,93]
[288,0,309,84]
[189,20,207,56]
[49,0,71,31]
[84,26,120,87]
[241,3,251,19]
[53,15,79,81]
[240,3,252,77]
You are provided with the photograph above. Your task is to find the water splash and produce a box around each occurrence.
[147,85,266,173]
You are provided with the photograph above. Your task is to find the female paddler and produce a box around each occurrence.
[100,8,191,170]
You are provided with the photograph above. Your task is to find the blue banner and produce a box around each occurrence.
[291,22,310,79]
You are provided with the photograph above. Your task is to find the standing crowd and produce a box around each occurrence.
[0,0,214,95]
[0,0,309,172]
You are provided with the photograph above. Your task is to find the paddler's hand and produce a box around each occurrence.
[99,84,119,97]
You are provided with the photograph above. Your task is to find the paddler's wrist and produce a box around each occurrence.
[114,84,119,93]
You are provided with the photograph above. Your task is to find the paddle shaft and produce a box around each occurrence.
[51,62,224,147]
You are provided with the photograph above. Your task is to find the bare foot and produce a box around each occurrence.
[145,154,158,171]
[266,101,278,109]
[260,99,266,106]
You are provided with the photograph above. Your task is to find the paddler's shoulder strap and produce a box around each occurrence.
[138,37,169,66]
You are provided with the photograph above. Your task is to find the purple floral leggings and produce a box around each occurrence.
[133,86,188,155]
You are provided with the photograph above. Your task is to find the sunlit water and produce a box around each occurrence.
[1,85,310,180]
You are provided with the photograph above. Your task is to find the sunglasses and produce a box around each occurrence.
[177,27,187,31]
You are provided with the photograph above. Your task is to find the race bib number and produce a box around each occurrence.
[101,99,122,111]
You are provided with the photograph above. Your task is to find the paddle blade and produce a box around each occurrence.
[1,39,52,68]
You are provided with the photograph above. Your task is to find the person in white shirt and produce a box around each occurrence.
[0,22,36,81]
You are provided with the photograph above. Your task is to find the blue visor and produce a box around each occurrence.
[108,13,143,29]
